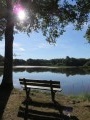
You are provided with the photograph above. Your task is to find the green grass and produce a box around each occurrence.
[70,93,90,102]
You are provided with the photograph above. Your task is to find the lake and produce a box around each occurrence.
[0,67,90,95]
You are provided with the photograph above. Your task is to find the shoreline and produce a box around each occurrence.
[0,65,81,69]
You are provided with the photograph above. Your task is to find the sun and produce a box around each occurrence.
[17,10,26,20]
[13,4,26,21]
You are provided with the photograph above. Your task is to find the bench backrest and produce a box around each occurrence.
[19,78,60,89]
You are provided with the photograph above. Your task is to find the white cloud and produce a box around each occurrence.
[59,43,71,49]
[13,42,25,52]
[19,48,25,52]
[28,42,54,52]
[38,43,51,49]
[0,42,25,57]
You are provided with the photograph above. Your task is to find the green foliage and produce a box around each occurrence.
[83,94,90,101]
[13,56,90,67]
[85,27,90,42]
[0,0,90,42]
[70,93,90,102]
[13,59,26,65]
[0,0,6,7]
[83,60,90,67]
[0,54,89,67]
[0,18,6,39]
[26,59,52,66]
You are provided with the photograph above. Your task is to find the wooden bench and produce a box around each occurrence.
[19,78,62,102]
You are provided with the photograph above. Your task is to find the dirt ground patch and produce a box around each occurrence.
[0,89,90,120]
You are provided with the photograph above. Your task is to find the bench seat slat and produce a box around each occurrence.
[20,82,60,88]
[21,85,62,91]
[19,79,60,84]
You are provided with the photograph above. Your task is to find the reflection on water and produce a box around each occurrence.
[0,67,90,95]
[13,67,90,76]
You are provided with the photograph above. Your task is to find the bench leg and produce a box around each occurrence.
[26,88,31,101]
[51,91,56,102]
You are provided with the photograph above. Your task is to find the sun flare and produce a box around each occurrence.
[13,4,26,21]
[17,10,26,20]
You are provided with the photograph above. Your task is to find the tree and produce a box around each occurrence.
[0,0,90,88]
[0,55,4,66]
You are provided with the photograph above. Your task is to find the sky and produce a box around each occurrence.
[0,24,90,60]
[0,0,90,60]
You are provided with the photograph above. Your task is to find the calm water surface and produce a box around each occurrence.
[0,67,90,95]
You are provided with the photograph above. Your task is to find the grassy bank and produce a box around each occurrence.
[0,89,90,120]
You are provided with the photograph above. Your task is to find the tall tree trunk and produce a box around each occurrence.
[1,0,14,89]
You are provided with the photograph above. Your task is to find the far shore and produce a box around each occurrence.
[0,65,77,68]
[13,66,60,69]
[0,66,59,69]
[0,65,84,69]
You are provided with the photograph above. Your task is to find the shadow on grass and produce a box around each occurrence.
[0,86,12,119]
[18,99,79,120]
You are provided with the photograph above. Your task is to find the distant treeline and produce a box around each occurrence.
[0,55,90,67]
